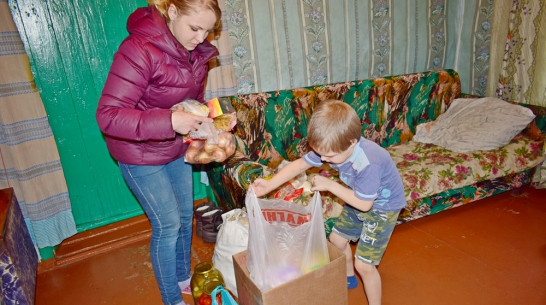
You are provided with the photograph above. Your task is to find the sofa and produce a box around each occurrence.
[205,69,545,232]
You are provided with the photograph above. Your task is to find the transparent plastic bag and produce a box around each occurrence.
[191,121,219,143]
[245,188,329,291]
[171,99,217,141]
[171,99,209,115]
[172,99,236,164]
[184,131,236,164]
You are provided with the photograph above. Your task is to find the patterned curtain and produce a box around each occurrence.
[223,0,544,107]
[488,0,545,107]
[205,0,238,100]
[0,0,77,250]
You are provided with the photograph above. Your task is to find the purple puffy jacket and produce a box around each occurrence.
[96,6,218,165]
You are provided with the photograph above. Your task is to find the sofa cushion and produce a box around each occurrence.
[388,134,544,201]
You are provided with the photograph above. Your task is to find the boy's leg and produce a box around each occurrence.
[355,260,381,305]
[353,209,400,305]
[329,205,364,289]
[329,232,354,277]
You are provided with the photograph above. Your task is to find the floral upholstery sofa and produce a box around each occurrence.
[205,69,545,232]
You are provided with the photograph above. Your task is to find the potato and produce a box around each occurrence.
[189,139,205,150]
[217,131,233,148]
[212,149,227,162]
[204,141,218,153]
[197,151,213,164]
[185,147,199,163]
[224,142,236,156]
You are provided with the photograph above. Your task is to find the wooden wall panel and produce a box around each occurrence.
[9,0,144,231]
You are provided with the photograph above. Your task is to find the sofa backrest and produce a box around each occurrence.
[224,69,461,168]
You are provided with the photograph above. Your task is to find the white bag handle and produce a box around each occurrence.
[245,187,269,288]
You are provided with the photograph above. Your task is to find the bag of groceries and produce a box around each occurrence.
[171,99,237,164]
[245,188,329,291]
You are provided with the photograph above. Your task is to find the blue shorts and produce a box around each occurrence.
[332,205,400,265]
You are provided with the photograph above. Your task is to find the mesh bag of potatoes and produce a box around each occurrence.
[171,99,237,164]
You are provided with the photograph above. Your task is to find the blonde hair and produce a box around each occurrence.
[147,0,221,29]
[307,99,362,153]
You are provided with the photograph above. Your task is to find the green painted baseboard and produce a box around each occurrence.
[39,246,56,261]
[39,171,216,260]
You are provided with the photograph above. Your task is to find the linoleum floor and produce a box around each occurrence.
[35,186,546,305]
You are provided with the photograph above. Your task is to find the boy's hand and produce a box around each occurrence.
[251,178,271,197]
[310,175,334,192]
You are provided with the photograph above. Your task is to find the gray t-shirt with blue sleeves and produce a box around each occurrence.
[303,137,406,212]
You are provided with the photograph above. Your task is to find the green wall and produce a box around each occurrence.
[9,0,213,235]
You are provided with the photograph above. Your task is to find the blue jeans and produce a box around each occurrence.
[119,158,193,305]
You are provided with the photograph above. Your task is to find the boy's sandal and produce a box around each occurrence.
[347,275,358,289]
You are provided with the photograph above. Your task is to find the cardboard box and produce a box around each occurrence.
[233,242,348,305]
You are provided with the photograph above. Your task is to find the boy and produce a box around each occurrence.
[251,99,406,305]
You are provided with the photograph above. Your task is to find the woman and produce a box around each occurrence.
[96,1,221,304]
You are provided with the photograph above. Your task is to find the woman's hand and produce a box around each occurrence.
[171,111,213,135]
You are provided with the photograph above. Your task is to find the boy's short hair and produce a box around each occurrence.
[307,99,362,153]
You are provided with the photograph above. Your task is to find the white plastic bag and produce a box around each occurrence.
[212,209,249,296]
[245,188,329,291]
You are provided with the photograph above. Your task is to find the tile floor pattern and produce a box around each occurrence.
[35,186,546,305]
